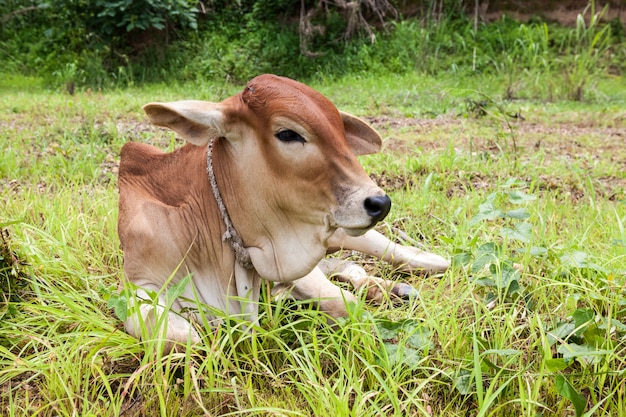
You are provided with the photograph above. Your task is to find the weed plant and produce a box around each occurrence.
[1,71,625,415]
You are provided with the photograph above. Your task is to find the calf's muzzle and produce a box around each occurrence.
[364,194,392,224]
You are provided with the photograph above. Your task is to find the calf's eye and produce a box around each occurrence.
[275,129,305,144]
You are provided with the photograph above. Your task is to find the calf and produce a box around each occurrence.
[118,74,448,350]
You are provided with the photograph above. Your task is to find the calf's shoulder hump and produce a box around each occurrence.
[119,142,206,177]
[119,142,165,175]
[119,142,208,208]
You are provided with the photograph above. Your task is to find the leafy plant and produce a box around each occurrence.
[453,179,536,302]
[94,0,199,34]
[559,3,613,100]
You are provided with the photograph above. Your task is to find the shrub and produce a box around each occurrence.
[1,0,623,96]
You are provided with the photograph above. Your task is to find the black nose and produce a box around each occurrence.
[364,195,391,223]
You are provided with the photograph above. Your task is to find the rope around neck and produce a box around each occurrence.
[206,139,253,269]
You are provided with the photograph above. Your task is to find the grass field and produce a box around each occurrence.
[1,72,625,416]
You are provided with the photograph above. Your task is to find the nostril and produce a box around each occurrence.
[364,195,392,223]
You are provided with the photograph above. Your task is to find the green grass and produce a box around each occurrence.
[1,72,625,416]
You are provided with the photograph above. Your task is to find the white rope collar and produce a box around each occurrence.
[206,139,253,269]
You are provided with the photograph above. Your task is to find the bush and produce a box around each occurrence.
[94,0,198,34]
[1,0,624,97]
[0,0,200,88]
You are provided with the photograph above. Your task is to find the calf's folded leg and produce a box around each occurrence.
[317,258,419,303]
[123,287,201,353]
[271,266,358,319]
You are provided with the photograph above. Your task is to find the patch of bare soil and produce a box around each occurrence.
[365,114,626,202]
[365,115,463,153]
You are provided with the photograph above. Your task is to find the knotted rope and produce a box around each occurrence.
[206,139,253,269]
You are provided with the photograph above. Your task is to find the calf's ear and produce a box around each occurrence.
[143,101,227,146]
[340,111,383,156]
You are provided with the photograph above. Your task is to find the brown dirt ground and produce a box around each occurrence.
[363,114,626,202]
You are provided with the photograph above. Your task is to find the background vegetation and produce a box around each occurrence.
[1,0,625,416]
[2,0,625,100]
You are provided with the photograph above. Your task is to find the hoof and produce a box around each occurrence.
[390,283,419,300]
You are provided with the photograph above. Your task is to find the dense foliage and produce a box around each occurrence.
[1,0,625,98]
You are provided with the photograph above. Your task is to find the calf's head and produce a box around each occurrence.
[142,74,390,281]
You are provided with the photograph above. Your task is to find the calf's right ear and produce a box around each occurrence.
[340,111,383,156]
[143,101,228,146]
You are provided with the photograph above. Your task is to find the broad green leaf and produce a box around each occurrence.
[544,358,568,371]
[528,246,548,256]
[480,349,521,371]
[598,317,626,333]
[572,308,594,334]
[555,375,586,417]
[481,357,501,370]
[398,318,421,333]
[471,242,500,272]
[507,279,522,295]
[405,327,433,351]
[469,202,503,226]
[471,255,494,273]
[484,292,497,304]
[503,207,530,220]
[107,293,129,322]
[581,326,605,347]
[489,262,521,289]
[500,178,525,188]
[452,252,472,267]
[454,369,473,395]
[560,251,607,273]
[476,242,499,257]
[143,287,159,303]
[383,343,421,367]
[560,251,589,268]
[377,320,434,351]
[547,323,576,345]
[500,222,532,243]
[376,319,404,339]
[439,236,455,245]
[557,343,612,365]
[508,190,536,204]
[475,277,496,287]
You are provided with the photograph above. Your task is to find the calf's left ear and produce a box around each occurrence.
[340,111,383,156]
[143,100,228,146]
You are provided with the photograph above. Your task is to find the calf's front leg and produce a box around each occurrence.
[318,228,449,303]
[328,229,450,274]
